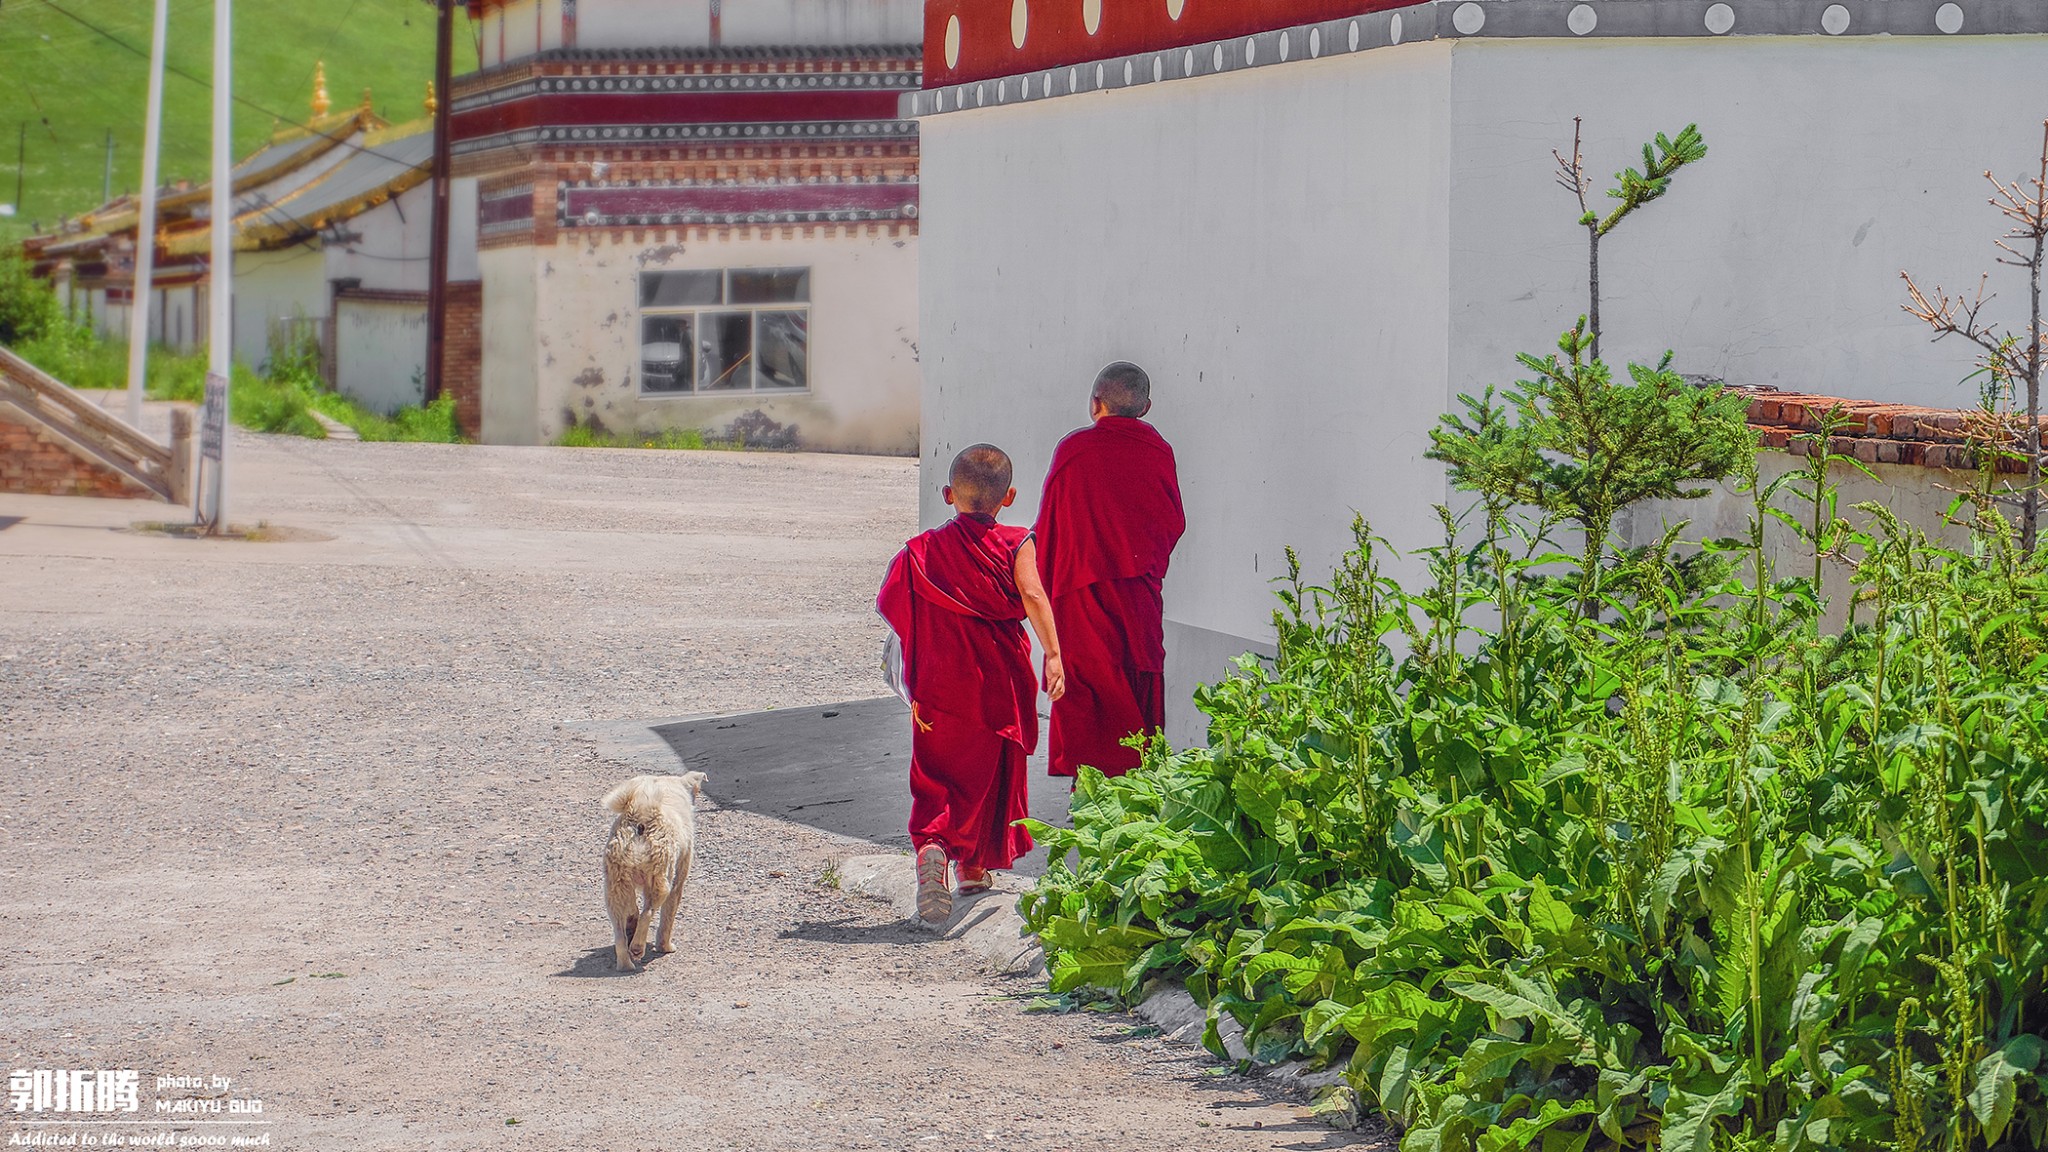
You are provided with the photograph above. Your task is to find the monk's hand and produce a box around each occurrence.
[1043,653,1066,702]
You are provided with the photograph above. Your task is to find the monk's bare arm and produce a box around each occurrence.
[1013,539,1065,701]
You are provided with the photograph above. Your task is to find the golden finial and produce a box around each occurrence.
[312,61,331,118]
[360,86,374,113]
[424,80,438,118]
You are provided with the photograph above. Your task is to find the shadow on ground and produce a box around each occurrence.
[552,946,671,979]
[653,697,1073,875]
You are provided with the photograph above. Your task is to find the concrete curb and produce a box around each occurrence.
[834,852,1345,1095]
[836,853,1045,976]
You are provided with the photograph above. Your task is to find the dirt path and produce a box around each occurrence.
[0,427,1381,1150]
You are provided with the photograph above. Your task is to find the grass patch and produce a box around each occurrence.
[309,391,464,444]
[555,423,735,451]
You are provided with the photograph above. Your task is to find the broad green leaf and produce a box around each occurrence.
[1660,1065,1749,1152]
[1968,1034,2046,1145]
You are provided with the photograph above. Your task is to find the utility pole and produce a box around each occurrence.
[13,123,23,212]
[124,0,170,430]
[203,0,232,530]
[103,130,113,203]
[424,0,454,404]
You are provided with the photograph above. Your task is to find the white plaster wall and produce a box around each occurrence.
[335,297,429,414]
[919,44,1456,743]
[540,0,564,53]
[325,184,432,295]
[450,177,480,283]
[1446,35,2048,410]
[480,243,540,444]
[503,0,540,61]
[527,229,920,453]
[479,7,502,67]
[1623,449,1978,632]
[232,246,326,370]
[573,0,921,50]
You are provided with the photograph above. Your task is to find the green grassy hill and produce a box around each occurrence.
[0,0,477,249]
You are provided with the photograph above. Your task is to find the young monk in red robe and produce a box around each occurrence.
[878,444,1065,922]
[1033,362,1185,780]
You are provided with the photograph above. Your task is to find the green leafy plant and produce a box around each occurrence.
[1025,480,2048,1152]
[1427,320,1754,616]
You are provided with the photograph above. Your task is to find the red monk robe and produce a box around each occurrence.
[876,513,1037,870]
[1033,415,1186,777]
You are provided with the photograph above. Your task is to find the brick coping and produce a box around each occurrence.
[1738,387,2046,474]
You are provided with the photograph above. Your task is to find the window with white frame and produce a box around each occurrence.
[638,268,810,395]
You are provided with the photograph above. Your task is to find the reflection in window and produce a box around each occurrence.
[640,270,721,308]
[755,311,808,390]
[728,268,810,305]
[699,312,754,390]
[641,315,693,392]
[637,268,813,396]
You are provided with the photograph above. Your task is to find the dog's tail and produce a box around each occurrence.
[603,773,708,816]
[602,776,657,816]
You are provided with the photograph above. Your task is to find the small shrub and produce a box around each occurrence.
[0,250,67,347]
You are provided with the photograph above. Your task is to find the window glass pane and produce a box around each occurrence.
[640,315,693,392]
[699,312,754,390]
[640,270,722,308]
[727,267,809,304]
[754,311,808,390]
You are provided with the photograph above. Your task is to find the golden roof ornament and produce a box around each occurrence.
[424,80,438,118]
[312,61,331,118]
[360,86,374,113]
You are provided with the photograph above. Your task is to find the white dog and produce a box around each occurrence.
[601,772,706,971]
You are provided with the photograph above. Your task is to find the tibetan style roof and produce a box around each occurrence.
[165,122,434,256]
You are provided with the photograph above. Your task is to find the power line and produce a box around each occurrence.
[33,0,425,170]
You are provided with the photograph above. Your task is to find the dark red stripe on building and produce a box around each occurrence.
[925,0,1414,86]
[480,189,535,228]
[451,89,910,143]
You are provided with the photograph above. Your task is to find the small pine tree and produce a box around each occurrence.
[1430,320,1755,615]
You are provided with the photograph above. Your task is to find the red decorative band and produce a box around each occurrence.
[925,0,1412,86]
[452,90,911,144]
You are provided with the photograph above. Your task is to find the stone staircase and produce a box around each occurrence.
[0,345,191,503]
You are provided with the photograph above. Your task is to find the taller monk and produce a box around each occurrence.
[1033,362,1186,779]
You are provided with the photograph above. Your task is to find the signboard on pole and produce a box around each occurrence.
[200,372,227,463]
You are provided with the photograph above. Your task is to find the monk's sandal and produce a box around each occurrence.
[916,844,952,923]
[955,864,993,894]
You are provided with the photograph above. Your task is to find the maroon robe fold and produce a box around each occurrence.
[1033,416,1186,777]
[876,512,1036,870]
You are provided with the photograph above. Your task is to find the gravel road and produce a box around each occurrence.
[0,425,1382,1150]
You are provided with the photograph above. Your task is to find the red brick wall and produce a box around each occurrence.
[0,414,151,498]
[442,281,484,441]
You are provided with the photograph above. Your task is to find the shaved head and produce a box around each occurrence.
[1091,361,1151,418]
[947,443,1014,513]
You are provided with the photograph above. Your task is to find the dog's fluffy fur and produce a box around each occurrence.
[601,772,706,971]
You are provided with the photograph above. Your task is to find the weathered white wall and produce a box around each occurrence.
[335,297,429,414]
[919,28,2048,746]
[1623,449,1979,633]
[523,229,920,453]
[1446,35,2048,411]
[480,243,540,444]
[571,0,921,50]
[919,43,1456,745]
[502,0,540,62]
[232,246,326,370]
[324,184,432,295]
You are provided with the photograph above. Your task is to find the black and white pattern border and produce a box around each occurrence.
[902,0,2045,118]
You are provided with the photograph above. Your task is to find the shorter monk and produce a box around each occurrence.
[877,444,1065,922]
